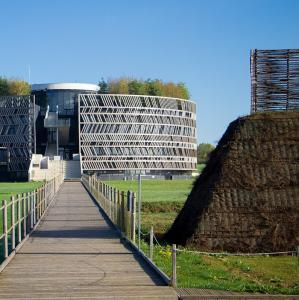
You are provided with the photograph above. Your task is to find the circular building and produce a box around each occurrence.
[31,83,100,159]
[78,94,197,176]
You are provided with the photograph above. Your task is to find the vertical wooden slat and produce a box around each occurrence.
[149,226,154,260]
[11,196,15,250]
[17,195,21,244]
[171,244,177,287]
[30,191,34,229]
[2,200,8,258]
[131,192,136,244]
[23,193,26,237]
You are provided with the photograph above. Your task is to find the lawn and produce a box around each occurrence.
[104,179,194,203]
[103,179,193,236]
[0,182,43,202]
[197,163,206,173]
[0,182,43,235]
[141,241,299,294]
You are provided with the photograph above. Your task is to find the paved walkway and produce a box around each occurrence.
[0,182,177,299]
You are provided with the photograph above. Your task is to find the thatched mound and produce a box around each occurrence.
[165,111,299,252]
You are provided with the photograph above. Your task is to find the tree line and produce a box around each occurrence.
[197,143,215,164]
[0,77,31,96]
[98,77,190,99]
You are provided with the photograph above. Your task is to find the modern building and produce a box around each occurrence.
[0,82,197,180]
[31,83,100,159]
[0,96,36,180]
[79,94,197,176]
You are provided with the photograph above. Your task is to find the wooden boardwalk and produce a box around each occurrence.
[0,182,177,299]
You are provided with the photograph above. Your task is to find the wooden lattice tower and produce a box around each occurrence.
[251,49,299,113]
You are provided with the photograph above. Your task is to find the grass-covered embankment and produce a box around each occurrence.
[141,241,299,294]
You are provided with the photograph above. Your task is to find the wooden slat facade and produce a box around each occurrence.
[251,49,299,113]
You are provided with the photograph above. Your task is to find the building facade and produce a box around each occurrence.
[31,83,100,160]
[0,83,197,180]
[0,96,36,180]
[79,94,197,175]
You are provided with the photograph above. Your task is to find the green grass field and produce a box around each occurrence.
[197,163,206,173]
[0,182,43,235]
[0,182,42,202]
[141,242,299,294]
[103,179,193,236]
[104,179,194,203]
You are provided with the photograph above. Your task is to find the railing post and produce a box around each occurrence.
[117,190,120,227]
[150,226,154,260]
[36,189,39,221]
[30,191,34,229]
[109,186,112,219]
[120,191,125,232]
[33,190,36,225]
[2,200,8,258]
[23,193,26,237]
[27,192,30,232]
[113,188,117,223]
[39,188,42,218]
[171,244,177,287]
[131,192,136,244]
[11,196,15,250]
[43,185,45,213]
[297,246,299,264]
[17,195,21,244]
[126,191,131,238]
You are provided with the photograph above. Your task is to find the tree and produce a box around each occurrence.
[8,80,31,95]
[98,77,191,99]
[98,78,109,94]
[144,79,163,96]
[0,77,9,96]
[0,77,30,96]
[128,79,143,95]
[118,78,129,94]
[197,143,215,163]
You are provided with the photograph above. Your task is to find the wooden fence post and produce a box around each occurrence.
[171,244,177,287]
[39,188,42,218]
[120,191,125,232]
[17,195,21,244]
[2,200,8,258]
[33,190,36,225]
[11,196,15,250]
[150,226,154,260]
[23,193,26,237]
[30,191,34,229]
[131,192,136,244]
[109,186,112,219]
[113,188,116,224]
[43,186,46,213]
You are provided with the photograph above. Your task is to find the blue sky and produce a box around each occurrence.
[0,0,299,144]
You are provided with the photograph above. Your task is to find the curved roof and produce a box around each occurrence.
[31,83,100,92]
